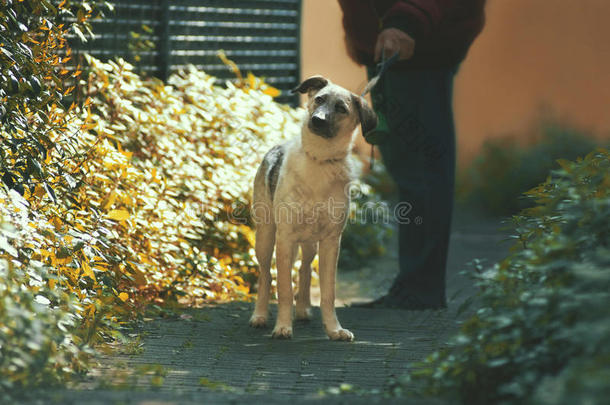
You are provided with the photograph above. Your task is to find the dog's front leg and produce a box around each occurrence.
[272,238,295,339]
[295,242,316,321]
[319,236,354,341]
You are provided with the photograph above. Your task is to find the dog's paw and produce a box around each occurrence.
[249,314,268,328]
[328,328,354,342]
[295,307,313,321]
[271,325,293,339]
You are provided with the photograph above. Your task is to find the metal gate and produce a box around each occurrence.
[72,0,302,105]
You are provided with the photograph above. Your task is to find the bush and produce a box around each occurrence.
[1,1,112,397]
[0,189,92,398]
[400,149,610,404]
[1,52,301,396]
[2,1,302,392]
[339,165,394,269]
[79,56,298,304]
[0,0,109,193]
[457,123,600,215]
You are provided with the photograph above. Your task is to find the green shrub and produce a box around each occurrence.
[340,164,394,269]
[0,0,110,194]
[1,52,300,396]
[457,123,600,215]
[400,148,610,404]
[2,0,302,393]
[1,1,110,398]
[0,190,92,401]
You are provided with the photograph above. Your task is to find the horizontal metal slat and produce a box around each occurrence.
[83,49,159,58]
[169,6,298,18]
[264,76,299,85]
[73,33,161,42]
[92,19,161,27]
[169,20,297,31]
[172,64,297,82]
[191,63,297,72]
[110,3,162,11]
[166,41,296,52]
[169,28,297,39]
[170,49,297,58]
[170,13,296,24]
[189,0,299,6]
[170,35,297,44]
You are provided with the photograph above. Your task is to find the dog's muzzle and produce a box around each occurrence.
[308,111,333,138]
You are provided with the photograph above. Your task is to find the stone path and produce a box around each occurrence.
[27,208,509,404]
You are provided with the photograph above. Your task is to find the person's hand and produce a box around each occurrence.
[374,28,416,62]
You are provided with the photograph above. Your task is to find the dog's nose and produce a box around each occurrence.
[311,115,328,129]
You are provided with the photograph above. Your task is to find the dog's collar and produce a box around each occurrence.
[304,150,346,164]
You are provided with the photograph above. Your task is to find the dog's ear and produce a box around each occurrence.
[352,95,378,135]
[291,76,329,95]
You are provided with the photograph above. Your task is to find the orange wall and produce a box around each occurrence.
[301,0,365,91]
[301,0,610,165]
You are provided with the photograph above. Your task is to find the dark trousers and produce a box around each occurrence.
[369,66,457,308]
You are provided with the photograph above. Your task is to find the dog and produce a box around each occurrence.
[248,76,377,341]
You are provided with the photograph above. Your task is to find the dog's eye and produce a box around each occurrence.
[335,104,347,114]
[314,96,325,104]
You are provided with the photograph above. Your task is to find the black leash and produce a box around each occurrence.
[360,51,400,170]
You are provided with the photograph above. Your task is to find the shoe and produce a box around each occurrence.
[352,293,445,310]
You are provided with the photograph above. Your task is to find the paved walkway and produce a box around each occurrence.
[29,209,509,404]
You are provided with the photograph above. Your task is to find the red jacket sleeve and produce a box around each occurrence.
[382,0,445,38]
[339,0,486,68]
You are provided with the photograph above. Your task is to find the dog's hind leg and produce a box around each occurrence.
[249,223,275,328]
[296,242,316,321]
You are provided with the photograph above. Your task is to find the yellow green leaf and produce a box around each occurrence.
[106,209,130,220]
[82,260,96,282]
[263,86,281,98]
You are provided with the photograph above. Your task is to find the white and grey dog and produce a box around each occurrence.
[249,76,377,341]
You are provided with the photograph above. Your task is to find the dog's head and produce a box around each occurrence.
[292,76,377,139]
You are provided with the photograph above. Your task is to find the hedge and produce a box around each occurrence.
[397,148,610,404]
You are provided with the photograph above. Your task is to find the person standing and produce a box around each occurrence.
[339,0,486,309]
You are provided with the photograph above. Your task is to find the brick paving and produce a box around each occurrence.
[26,209,509,405]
